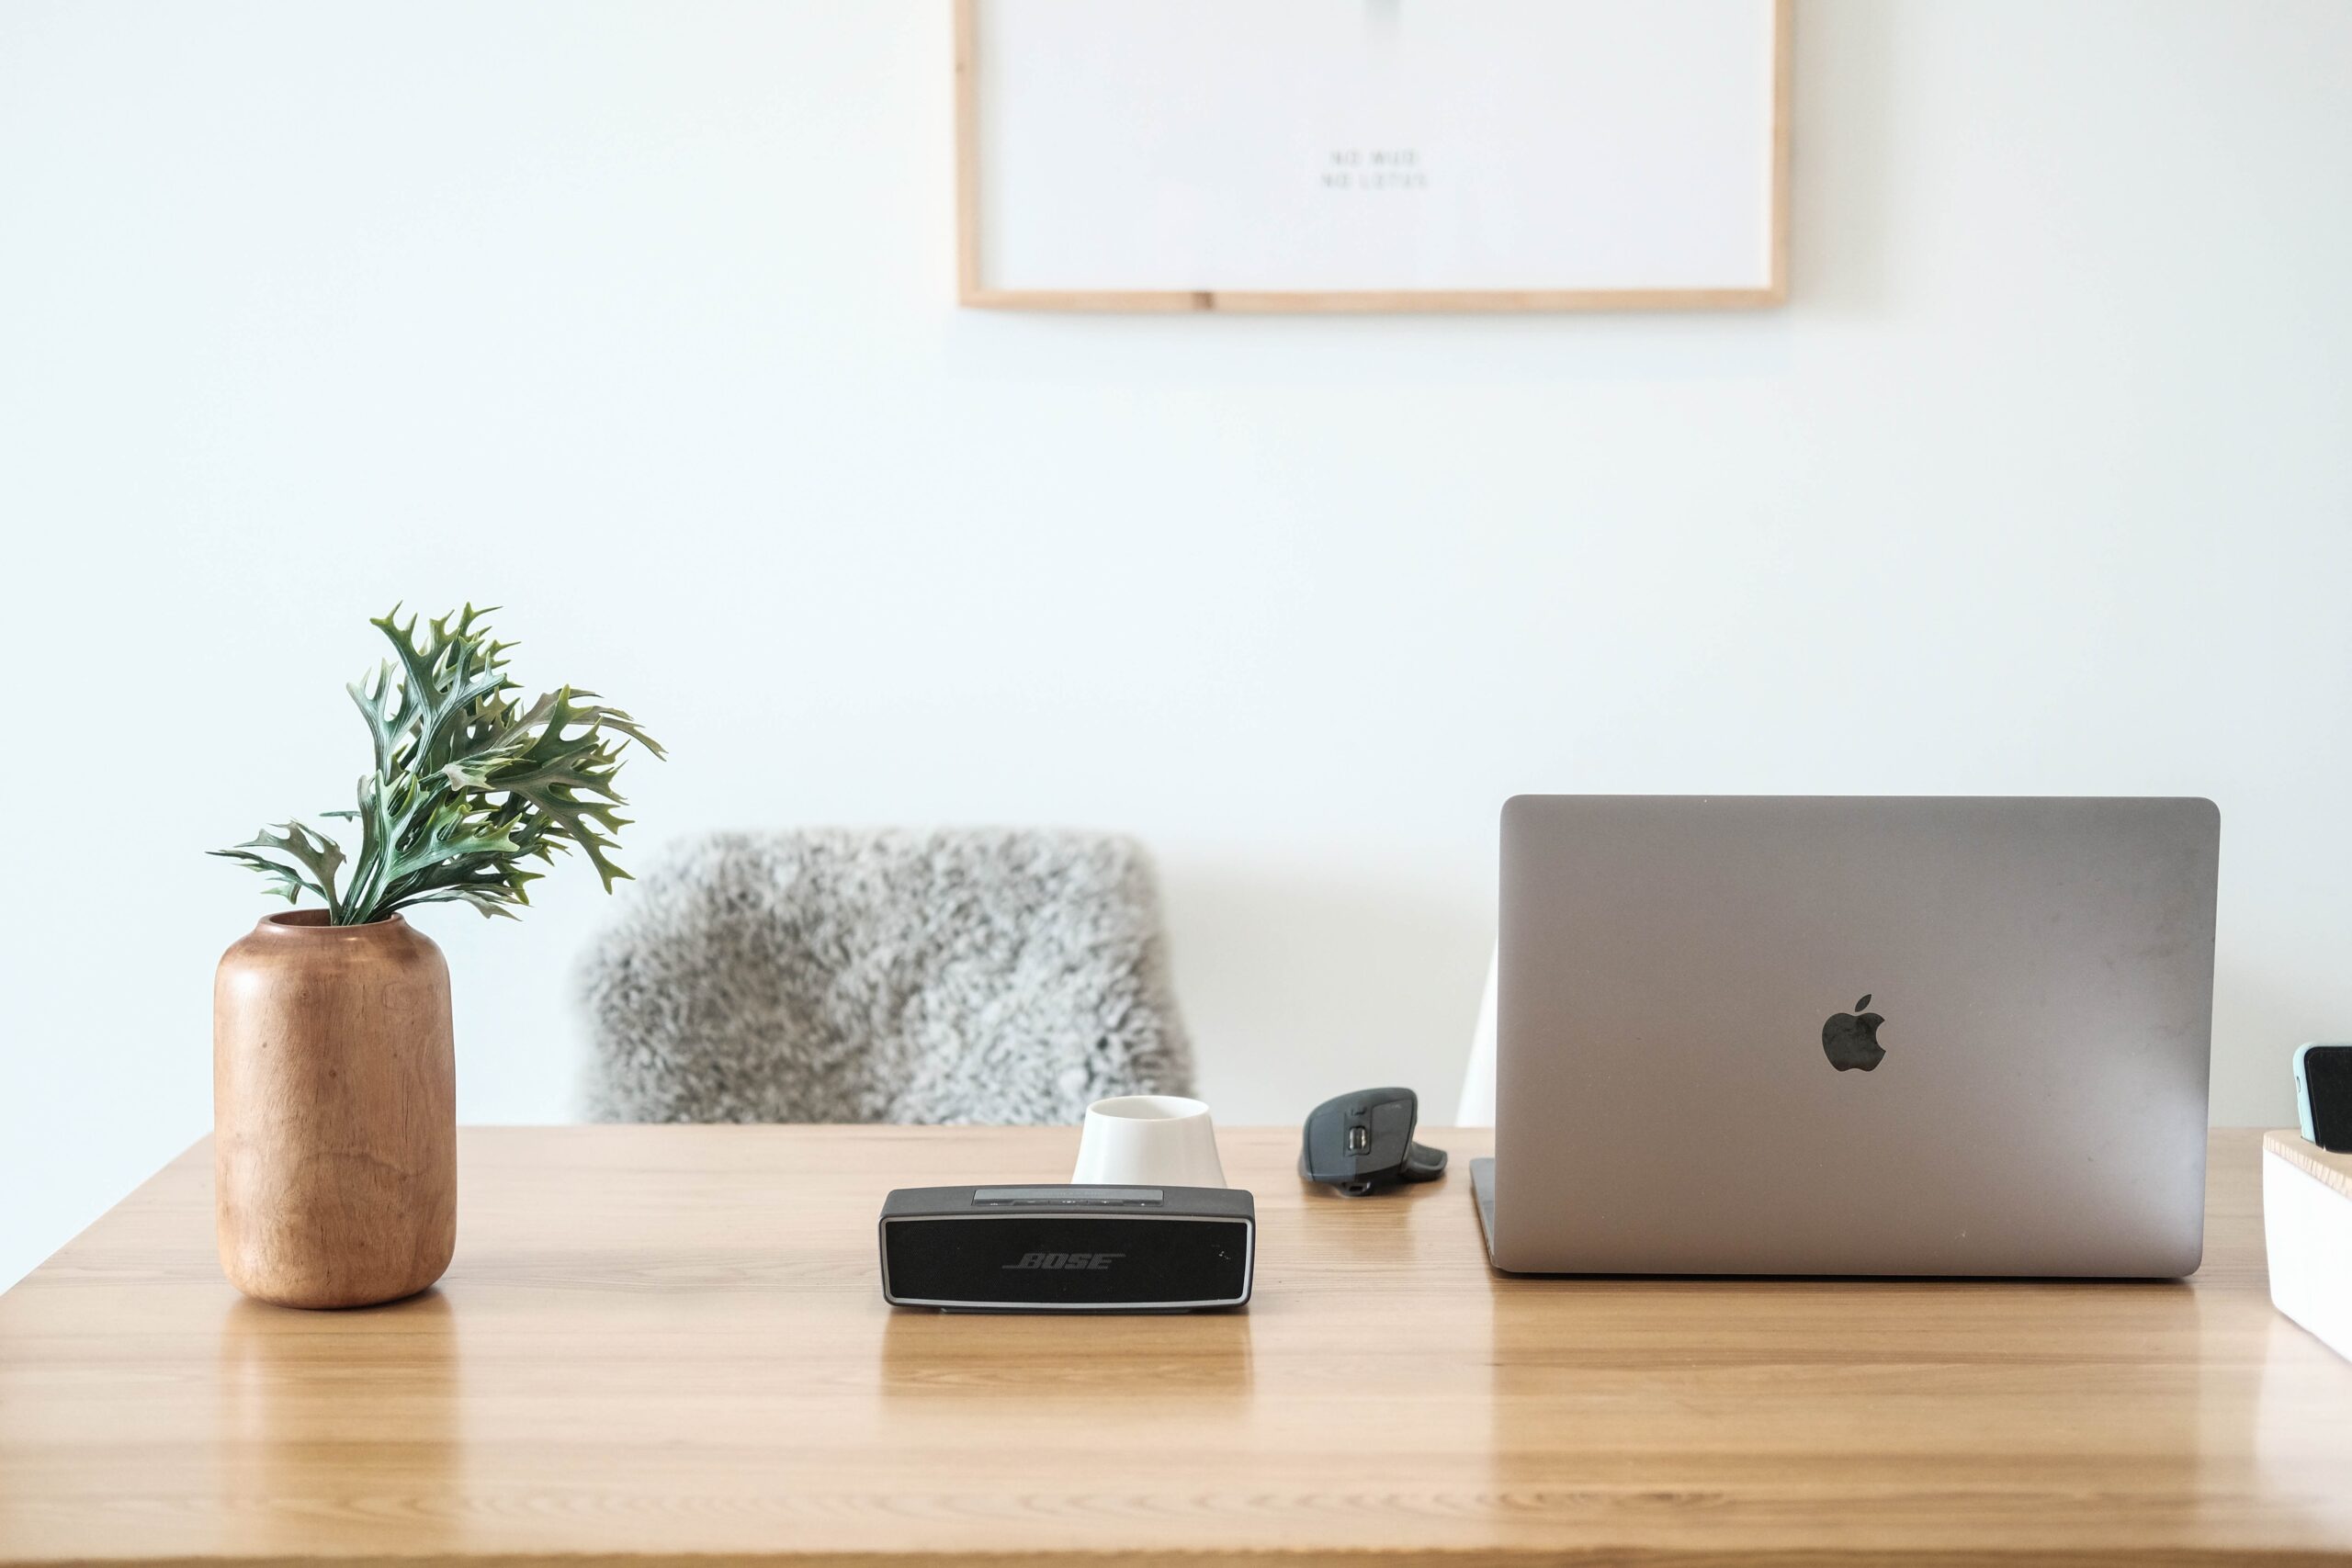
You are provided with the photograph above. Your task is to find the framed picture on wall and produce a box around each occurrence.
[956,0,1792,313]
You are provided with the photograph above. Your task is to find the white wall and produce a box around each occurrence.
[4,1,2349,1290]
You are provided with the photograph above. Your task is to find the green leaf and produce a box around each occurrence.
[209,848,309,905]
[218,605,663,925]
[345,661,405,778]
[209,820,348,917]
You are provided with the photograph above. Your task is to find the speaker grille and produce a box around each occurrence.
[882,1214,1250,1309]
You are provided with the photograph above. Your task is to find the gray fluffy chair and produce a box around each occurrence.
[579,829,1196,1124]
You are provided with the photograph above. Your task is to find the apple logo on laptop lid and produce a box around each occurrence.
[1822,995,1887,1072]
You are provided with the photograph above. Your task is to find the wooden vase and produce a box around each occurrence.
[213,909,457,1308]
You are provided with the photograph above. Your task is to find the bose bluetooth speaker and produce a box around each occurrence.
[877,1184,1255,1312]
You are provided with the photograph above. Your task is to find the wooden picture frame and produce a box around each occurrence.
[956,0,1792,314]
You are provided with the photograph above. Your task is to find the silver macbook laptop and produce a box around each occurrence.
[1472,795,2220,1278]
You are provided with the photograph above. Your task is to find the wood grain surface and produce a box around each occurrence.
[4,1126,2349,1566]
[212,910,457,1308]
[2268,1129,2352,1201]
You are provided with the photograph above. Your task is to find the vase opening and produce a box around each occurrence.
[261,909,405,932]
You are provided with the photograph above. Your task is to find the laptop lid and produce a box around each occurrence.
[1492,795,2219,1277]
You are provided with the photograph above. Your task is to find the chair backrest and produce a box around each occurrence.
[579,829,1195,1123]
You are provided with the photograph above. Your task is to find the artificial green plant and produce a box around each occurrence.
[214,605,663,925]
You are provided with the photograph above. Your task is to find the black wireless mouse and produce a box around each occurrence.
[1300,1087,1447,1196]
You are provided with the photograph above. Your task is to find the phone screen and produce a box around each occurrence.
[2304,1045,2352,1152]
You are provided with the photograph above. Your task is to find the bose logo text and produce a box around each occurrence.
[1001,1251,1123,1271]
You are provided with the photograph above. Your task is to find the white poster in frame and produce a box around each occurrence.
[956,0,1792,313]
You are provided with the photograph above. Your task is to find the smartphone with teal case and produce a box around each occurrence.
[2293,1043,2352,1152]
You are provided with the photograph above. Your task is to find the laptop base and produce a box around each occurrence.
[1471,1156,1498,1260]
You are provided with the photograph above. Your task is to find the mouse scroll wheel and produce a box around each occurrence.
[1346,1124,1370,1153]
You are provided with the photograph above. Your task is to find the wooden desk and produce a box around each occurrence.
[3,1127,2349,1566]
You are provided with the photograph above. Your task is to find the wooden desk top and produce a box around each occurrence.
[3,1126,2349,1566]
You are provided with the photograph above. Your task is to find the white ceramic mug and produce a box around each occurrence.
[1070,1095,1227,1189]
